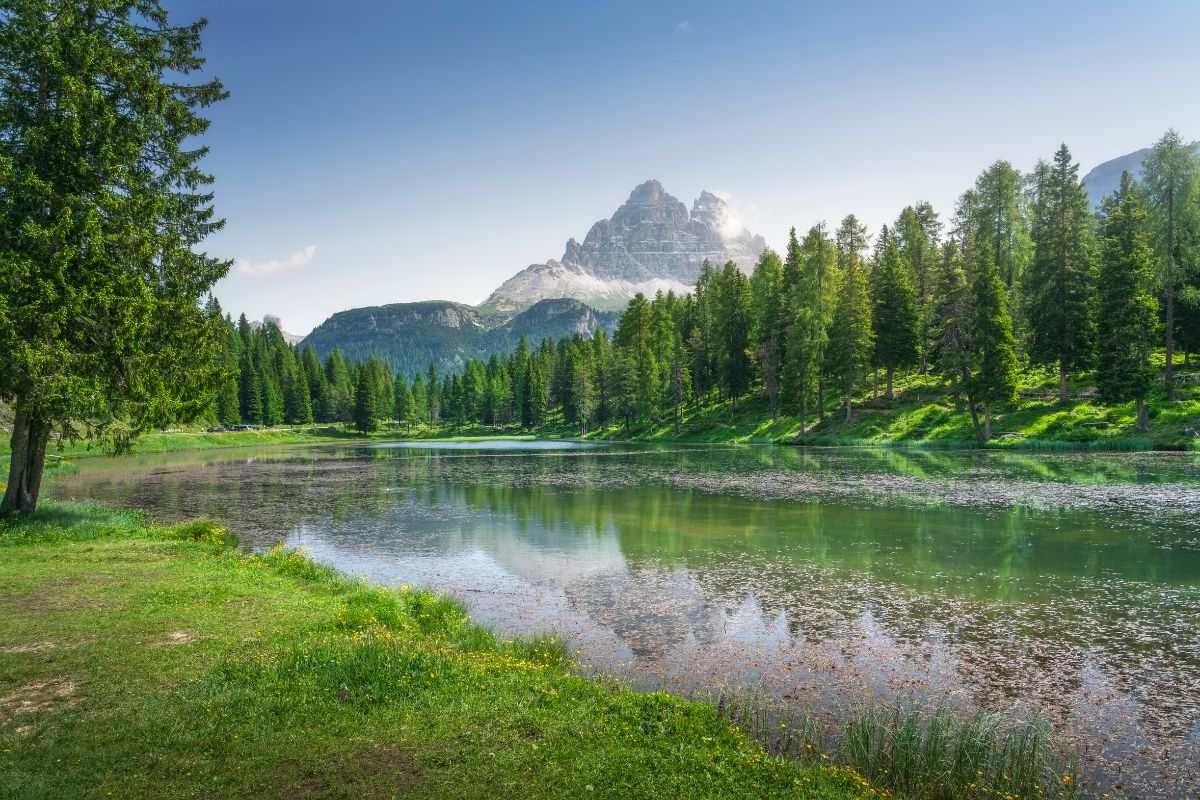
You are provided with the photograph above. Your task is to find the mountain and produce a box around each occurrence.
[255,315,304,345]
[300,179,761,376]
[301,298,617,377]
[1081,142,1200,210]
[480,180,766,315]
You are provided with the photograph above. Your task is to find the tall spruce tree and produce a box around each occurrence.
[1143,129,1199,399]
[784,224,838,430]
[958,161,1031,293]
[393,374,412,430]
[1097,172,1159,431]
[0,1,230,513]
[750,249,785,415]
[895,203,942,372]
[353,369,378,434]
[968,243,1019,441]
[824,250,874,422]
[871,234,920,399]
[426,363,440,425]
[715,262,752,406]
[239,351,263,425]
[930,241,974,401]
[1025,144,1096,401]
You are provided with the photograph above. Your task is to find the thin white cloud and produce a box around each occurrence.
[234,245,317,277]
[710,191,746,239]
[674,20,690,35]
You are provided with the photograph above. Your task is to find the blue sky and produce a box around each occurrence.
[175,0,1200,334]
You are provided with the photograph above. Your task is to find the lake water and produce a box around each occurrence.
[48,441,1200,797]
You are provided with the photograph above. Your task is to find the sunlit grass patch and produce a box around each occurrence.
[0,501,880,800]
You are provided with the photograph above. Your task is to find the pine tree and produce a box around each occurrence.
[239,351,263,424]
[426,363,440,426]
[871,234,920,399]
[408,375,427,429]
[716,262,752,406]
[1143,129,1200,399]
[612,348,639,435]
[571,347,596,436]
[284,362,313,425]
[0,2,231,512]
[749,248,785,415]
[930,241,974,401]
[261,368,284,426]
[325,349,352,421]
[968,243,1019,441]
[1025,144,1096,401]
[393,374,412,430]
[668,335,692,433]
[824,250,874,422]
[353,369,378,434]
[522,361,546,428]
[783,224,838,430]
[591,329,612,429]
[895,203,942,372]
[958,160,1032,293]
[1097,172,1159,431]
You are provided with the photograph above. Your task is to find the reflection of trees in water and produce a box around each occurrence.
[432,460,1200,750]
[53,446,1200,773]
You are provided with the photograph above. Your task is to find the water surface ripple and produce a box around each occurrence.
[50,442,1200,798]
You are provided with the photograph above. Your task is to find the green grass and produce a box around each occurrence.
[712,691,1078,800]
[5,361,1197,460]
[0,502,879,799]
[569,363,1200,451]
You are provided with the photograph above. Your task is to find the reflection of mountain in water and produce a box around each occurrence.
[49,443,1200,797]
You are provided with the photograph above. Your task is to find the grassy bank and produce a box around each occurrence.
[583,365,1200,450]
[0,503,878,799]
[4,362,1197,459]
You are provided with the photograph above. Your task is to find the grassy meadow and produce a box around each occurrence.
[0,503,884,799]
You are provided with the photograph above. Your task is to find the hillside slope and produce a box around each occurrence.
[302,298,617,376]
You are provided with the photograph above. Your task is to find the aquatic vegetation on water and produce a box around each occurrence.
[45,444,1200,797]
[706,690,1078,800]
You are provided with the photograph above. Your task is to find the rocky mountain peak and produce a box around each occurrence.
[481,179,766,315]
[628,179,666,203]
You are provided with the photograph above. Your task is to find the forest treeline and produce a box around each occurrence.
[210,134,1200,442]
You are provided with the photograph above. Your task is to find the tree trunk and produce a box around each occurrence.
[1136,397,1150,433]
[799,393,807,436]
[844,396,852,423]
[968,397,983,444]
[817,381,826,423]
[1058,357,1069,403]
[2,408,50,516]
[983,406,992,441]
[886,366,895,401]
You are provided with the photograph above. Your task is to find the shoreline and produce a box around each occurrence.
[6,420,1197,465]
[0,499,1088,799]
[0,501,881,799]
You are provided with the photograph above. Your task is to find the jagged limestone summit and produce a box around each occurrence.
[299,145,1170,378]
[302,179,764,374]
[480,179,766,315]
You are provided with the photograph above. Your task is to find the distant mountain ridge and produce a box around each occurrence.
[302,298,617,377]
[300,150,1175,377]
[1081,141,1200,209]
[301,179,762,375]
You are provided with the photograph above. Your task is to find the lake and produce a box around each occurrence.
[48,440,1200,798]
